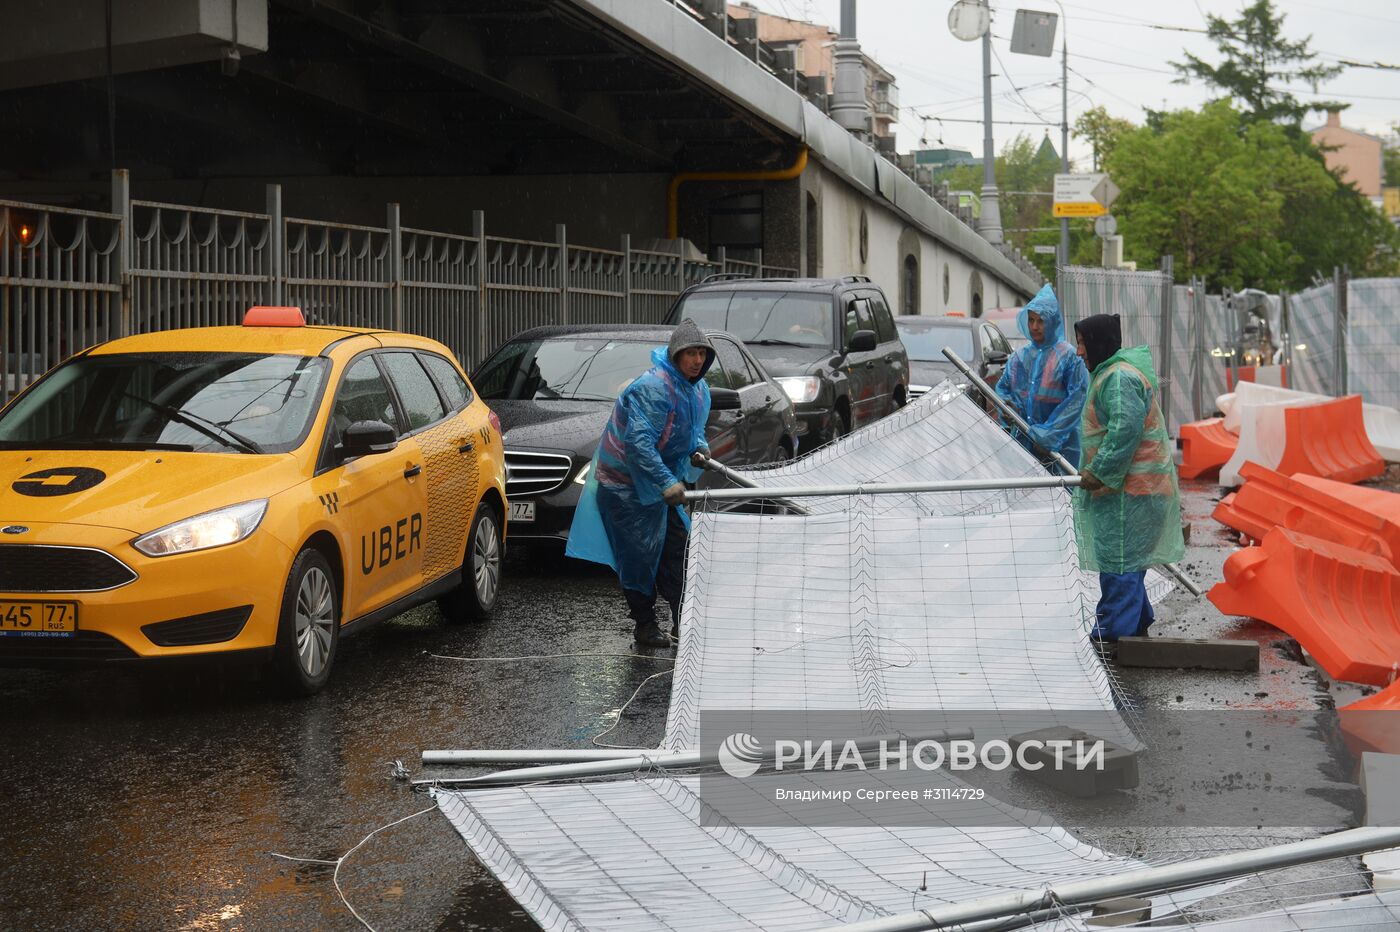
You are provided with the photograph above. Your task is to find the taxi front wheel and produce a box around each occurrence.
[439,500,502,623]
[271,548,340,696]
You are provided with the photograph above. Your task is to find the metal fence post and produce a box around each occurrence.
[1334,265,1349,395]
[675,238,685,295]
[1158,255,1174,430]
[266,184,283,306]
[473,209,487,366]
[756,247,764,278]
[110,168,131,338]
[557,223,569,326]
[1190,277,1204,421]
[1280,291,1292,371]
[387,202,403,332]
[621,233,632,324]
[715,246,726,276]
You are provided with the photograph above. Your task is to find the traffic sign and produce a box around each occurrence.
[1033,244,1058,255]
[948,0,990,41]
[1053,172,1118,218]
[1094,214,1117,237]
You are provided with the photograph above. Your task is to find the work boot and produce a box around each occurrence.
[634,621,670,648]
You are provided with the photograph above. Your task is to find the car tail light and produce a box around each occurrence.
[488,409,502,435]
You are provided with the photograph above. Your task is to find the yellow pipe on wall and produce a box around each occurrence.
[666,147,809,240]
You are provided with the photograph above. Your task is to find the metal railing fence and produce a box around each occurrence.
[0,172,795,403]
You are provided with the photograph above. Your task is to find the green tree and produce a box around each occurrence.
[1384,124,1400,187]
[1073,106,1134,171]
[1172,0,1343,125]
[1106,101,1397,289]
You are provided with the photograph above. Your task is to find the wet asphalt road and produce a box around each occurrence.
[0,478,1376,930]
[0,552,673,931]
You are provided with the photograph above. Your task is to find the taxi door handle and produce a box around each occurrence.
[403,464,422,479]
[458,441,474,454]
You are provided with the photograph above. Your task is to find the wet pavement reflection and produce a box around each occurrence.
[1,551,671,931]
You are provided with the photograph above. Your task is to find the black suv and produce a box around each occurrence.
[665,276,910,445]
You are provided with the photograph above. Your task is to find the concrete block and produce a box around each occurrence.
[1087,896,1152,927]
[1115,636,1259,672]
[1360,752,1400,826]
[1009,726,1139,798]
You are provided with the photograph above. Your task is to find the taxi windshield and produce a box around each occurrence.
[0,352,330,453]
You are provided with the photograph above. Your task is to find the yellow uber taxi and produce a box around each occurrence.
[0,307,506,694]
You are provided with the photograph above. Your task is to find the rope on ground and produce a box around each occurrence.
[591,668,675,749]
[269,805,436,932]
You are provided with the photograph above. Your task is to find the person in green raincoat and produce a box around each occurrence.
[1071,313,1185,641]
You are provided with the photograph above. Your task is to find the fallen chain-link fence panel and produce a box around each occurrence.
[662,499,1138,752]
[434,770,1226,932]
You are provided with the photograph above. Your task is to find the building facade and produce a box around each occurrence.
[1311,109,1384,202]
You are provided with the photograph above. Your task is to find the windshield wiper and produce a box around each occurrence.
[0,439,196,451]
[120,393,265,454]
[750,338,809,348]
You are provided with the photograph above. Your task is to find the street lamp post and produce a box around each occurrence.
[979,3,1003,245]
[1053,0,1069,268]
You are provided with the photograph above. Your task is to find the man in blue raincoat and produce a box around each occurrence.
[567,320,714,647]
[994,284,1088,469]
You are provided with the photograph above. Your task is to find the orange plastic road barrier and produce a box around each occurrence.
[1295,474,1400,524]
[1210,527,1400,686]
[1225,366,1256,391]
[1211,462,1400,562]
[1179,417,1239,479]
[1274,394,1385,484]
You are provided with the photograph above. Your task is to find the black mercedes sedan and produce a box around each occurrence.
[472,324,799,550]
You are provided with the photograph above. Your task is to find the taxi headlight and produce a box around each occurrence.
[133,500,269,557]
[776,376,822,404]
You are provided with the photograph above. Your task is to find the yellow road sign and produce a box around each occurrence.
[1053,202,1108,218]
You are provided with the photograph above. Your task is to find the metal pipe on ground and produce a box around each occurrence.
[414,729,975,787]
[941,348,1204,597]
[422,749,677,766]
[819,825,1400,932]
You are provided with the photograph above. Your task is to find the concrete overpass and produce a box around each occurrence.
[0,0,1041,314]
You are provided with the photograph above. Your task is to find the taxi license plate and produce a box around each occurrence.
[0,600,78,638]
[508,501,536,523]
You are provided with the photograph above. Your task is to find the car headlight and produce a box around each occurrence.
[132,499,268,557]
[776,376,822,404]
[573,461,592,485]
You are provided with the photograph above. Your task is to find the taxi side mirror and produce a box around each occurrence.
[341,420,398,459]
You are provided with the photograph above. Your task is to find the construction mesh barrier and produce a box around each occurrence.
[434,772,1219,932]
[663,501,1133,752]
[1288,283,1338,397]
[1347,278,1400,410]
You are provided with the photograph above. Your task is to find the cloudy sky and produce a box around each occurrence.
[737,0,1400,165]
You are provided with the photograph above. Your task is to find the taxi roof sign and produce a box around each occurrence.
[243,306,306,327]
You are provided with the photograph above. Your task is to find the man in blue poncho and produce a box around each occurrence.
[994,284,1088,469]
[567,320,714,647]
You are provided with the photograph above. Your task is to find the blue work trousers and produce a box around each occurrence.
[1094,570,1154,641]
